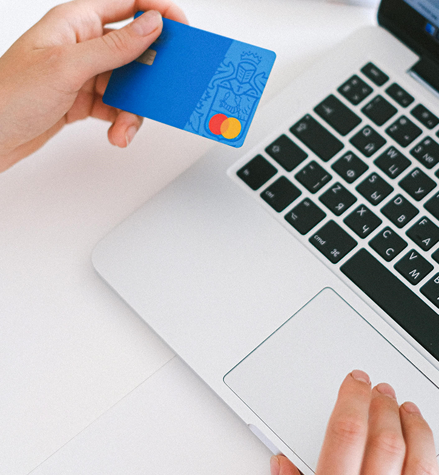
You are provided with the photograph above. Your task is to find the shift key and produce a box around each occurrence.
[309,220,357,263]
[291,114,344,161]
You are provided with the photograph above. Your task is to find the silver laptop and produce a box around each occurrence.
[92,0,439,472]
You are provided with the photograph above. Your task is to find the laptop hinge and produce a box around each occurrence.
[410,56,439,97]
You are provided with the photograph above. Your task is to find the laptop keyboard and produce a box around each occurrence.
[235,62,439,362]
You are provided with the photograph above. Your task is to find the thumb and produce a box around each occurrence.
[72,10,162,84]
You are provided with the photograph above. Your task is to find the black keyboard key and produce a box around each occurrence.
[411,104,439,129]
[295,161,331,193]
[261,176,301,212]
[309,220,357,263]
[344,204,382,238]
[338,75,373,105]
[424,192,439,220]
[291,115,344,161]
[395,249,433,285]
[361,63,389,86]
[237,155,277,190]
[319,182,357,216]
[410,137,439,169]
[332,151,368,184]
[265,135,307,172]
[386,116,422,147]
[341,249,439,362]
[315,95,361,136]
[399,168,436,201]
[374,146,411,179]
[370,226,407,261]
[421,273,439,308]
[432,249,439,264]
[386,83,414,107]
[362,95,397,126]
[350,126,386,157]
[381,194,418,228]
[406,217,439,251]
[285,198,326,235]
[356,172,393,205]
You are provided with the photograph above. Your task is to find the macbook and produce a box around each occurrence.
[93,0,439,472]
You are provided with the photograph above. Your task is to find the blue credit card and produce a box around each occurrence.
[103,16,276,148]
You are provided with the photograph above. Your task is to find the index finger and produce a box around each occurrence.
[316,370,372,475]
[20,0,188,53]
[75,0,188,25]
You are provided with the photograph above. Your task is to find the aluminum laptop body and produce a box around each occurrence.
[93,1,439,472]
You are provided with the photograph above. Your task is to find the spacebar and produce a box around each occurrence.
[340,248,439,362]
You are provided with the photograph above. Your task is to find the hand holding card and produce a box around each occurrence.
[103,15,276,147]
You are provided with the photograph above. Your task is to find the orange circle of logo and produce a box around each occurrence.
[208,114,241,140]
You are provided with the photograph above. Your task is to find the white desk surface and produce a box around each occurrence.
[0,1,375,473]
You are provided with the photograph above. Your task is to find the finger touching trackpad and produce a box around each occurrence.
[224,288,439,472]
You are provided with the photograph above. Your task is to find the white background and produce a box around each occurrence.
[0,1,375,473]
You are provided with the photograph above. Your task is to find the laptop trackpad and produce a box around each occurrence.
[224,288,439,472]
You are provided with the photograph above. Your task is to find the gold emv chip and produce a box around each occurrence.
[136,49,157,66]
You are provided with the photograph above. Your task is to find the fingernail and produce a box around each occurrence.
[125,125,138,146]
[402,401,422,415]
[270,455,280,475]
[376,382,397,400]
[351,369,370,385]
[131,10,162,36]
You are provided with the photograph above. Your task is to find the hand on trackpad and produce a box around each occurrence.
[224,288,439,472]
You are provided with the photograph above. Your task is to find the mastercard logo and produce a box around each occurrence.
[208,114,242,140]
